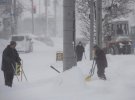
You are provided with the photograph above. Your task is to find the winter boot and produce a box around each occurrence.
[99,75,106,80]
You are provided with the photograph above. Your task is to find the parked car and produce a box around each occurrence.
[11,35,33,53]
[103,19,134,55]
[106,36,133,55]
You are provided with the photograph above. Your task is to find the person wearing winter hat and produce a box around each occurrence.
[93,45,108,80]
[1,41,21,87]
[76,41,85,62]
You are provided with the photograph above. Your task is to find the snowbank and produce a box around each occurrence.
[1,37,135,100]
[53,67,86,91]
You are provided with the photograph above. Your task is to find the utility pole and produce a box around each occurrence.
[88,0,94,60]
[31,0,34,34]
[13,0,17,34]
[39,0,41,15]
[11,0,14,35]
[96,0,102,48]
[11,0,17,35]
[63,0,76,71]
[54,0,57,37]
[44,0,48,36]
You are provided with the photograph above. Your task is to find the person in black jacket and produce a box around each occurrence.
[76,41,85,62]
[93,45,108,80]
[1,41,21,87]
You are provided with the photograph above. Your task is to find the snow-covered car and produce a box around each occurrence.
[106,36,133,55]
[11,35,33,53]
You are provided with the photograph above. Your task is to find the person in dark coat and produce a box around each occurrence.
[93,45,108,80]
[76,41,85,62]
[1,41,21,87]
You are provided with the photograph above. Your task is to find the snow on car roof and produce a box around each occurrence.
[116,36,131,42]
[109,17,129,23]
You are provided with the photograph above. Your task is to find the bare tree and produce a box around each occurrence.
[76,0,135,39]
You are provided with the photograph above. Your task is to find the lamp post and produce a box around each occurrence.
[44,0,48,36]
[31,0,34,34]
[11,0,17,35]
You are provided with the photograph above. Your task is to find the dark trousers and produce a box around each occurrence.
[77,53,83,62]
[97,64,106,79]
[3,71,14,87]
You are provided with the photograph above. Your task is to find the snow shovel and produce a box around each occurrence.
[85,59,96,81]
[20,64,28,81]
[50,65,60,73]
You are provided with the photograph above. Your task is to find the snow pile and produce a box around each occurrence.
[1,37,135,100]
[53,67,86,91]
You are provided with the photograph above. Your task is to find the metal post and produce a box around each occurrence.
[31,0,34,34]
[39,0,41,15]
[63,0,77,71]
[11,0,17,35]
[44,0,48,36]
[10,0,14,35]
[96,0,102,48]
[54,0,57,37]
[13,0,17,34]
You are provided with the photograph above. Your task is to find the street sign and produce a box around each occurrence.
[56,51,63,61]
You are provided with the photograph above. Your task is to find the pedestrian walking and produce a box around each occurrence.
[93,45,108,80]
[76,41,85,62]
[1,41,21,87]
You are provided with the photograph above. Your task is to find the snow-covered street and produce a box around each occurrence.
[0,37,135,100]
[0,0,135,99]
